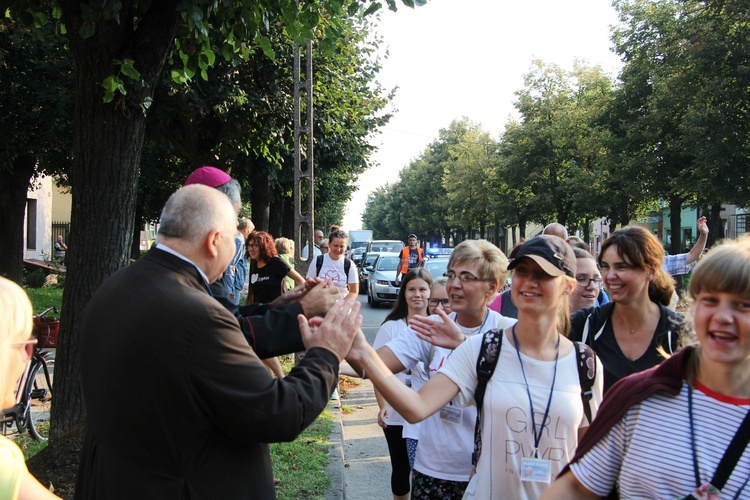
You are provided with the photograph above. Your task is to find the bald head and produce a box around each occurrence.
[157,185,237,282]
[543,223,568,240]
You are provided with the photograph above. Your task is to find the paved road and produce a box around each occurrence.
[339,294,392,500]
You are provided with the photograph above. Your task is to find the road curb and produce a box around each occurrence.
[324,398,345,500]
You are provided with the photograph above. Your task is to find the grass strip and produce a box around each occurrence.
[270,407,334,499]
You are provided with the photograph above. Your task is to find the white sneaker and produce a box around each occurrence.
[330,389,339,400]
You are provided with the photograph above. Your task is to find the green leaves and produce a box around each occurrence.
[102,59,144,103]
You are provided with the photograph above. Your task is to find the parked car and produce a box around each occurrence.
[367,252,400,307]
[358,251,382,293]
[420,256,450,280]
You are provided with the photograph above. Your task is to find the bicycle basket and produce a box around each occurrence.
[32,315,60,348]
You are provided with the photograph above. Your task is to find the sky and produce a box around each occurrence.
[341,0,624,231]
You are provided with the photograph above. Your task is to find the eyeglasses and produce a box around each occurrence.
[429,298,450,308]
[443,272,490,284]
[576,276,603,287]
[246,243,258,249]
[12,337,38,357]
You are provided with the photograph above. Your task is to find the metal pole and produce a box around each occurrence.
[293,39,315,275]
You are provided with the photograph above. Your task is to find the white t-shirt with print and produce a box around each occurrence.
[306,254,358,297]
[384,310,516,482]
[440,330,604,499]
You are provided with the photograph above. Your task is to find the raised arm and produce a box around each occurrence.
[347,332,459,423]
[686,216,708,265]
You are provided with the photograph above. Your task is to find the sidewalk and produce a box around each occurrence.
[326,379,391,500]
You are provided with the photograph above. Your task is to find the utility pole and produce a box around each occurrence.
[293,38,314,275]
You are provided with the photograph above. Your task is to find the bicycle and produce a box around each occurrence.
[0,306,58,441]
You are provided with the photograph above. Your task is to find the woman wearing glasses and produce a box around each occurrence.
[245,231,305,378]
[0,277,60,499]
[570,248,603,313]
[373,268,433,500]
[569,226,689,392]
[370,240,515,498]
[342,237,604,499]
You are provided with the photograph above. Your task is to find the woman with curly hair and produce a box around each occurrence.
[246,231,304,378]
[246,231,304,305]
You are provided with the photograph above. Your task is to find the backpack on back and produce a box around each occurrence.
[471,329,597,466]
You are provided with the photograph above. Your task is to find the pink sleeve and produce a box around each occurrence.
[488,293,502,313]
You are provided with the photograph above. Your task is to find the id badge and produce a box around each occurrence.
[439,405,463,425]
[689,483,721,499]
[520,457,552,483]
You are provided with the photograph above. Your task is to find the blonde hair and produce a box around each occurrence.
[275,237,293,255]
[558,276,576,337]
[448,239,508,288]
[683,236,750,381]
[0,277,33,398]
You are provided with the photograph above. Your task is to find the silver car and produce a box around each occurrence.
[358,251,382,292]
[367,252,400,307]
[421,256,450,280]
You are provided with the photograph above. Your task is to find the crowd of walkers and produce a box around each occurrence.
[2,165,748,500]
[349,222,749,499]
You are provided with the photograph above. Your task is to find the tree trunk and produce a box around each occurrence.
[249,162,270,230]
[668,195,685,296]
[52,1,182,440]
[282,195,295,239]
[0,154,36,283]
[708,202,722,247]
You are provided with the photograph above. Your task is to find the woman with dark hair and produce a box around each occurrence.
[246,231,304,305]
[373,268,433,500]
[569,225,689,392]
[544,235,750,499]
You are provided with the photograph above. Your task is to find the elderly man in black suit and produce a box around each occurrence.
[75,185,361,499]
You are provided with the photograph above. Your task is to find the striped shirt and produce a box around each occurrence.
[571,381,750,498]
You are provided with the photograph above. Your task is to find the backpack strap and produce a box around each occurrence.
[573,341,597,425]
[344,257,351,278]
[472,329,503,466]
[315,254,324,277]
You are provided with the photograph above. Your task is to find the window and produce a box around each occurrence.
[26,199,37,250]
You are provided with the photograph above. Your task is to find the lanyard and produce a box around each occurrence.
[454,308,490,338]
[512,324,560,459]
[688,384,750,500]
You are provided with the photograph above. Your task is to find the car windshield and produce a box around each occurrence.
[424,259,449,279]
[364,254,379,266]
[377,256,400,271]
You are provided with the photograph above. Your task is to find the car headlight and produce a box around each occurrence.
[376,280,389,286]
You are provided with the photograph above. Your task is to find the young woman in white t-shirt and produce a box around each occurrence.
[373,268,433,500]
[345,236,604,499]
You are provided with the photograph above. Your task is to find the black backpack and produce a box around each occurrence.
[315,254,352,278]
[471,329,597,466]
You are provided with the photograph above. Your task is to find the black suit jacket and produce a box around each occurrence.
[75,248,338,499]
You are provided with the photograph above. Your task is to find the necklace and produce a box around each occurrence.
[615,312,647,335]
[456,309,490,336]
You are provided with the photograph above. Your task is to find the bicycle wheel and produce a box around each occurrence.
[25,356,53,441]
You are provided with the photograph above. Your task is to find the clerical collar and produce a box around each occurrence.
[154,243,210,285]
